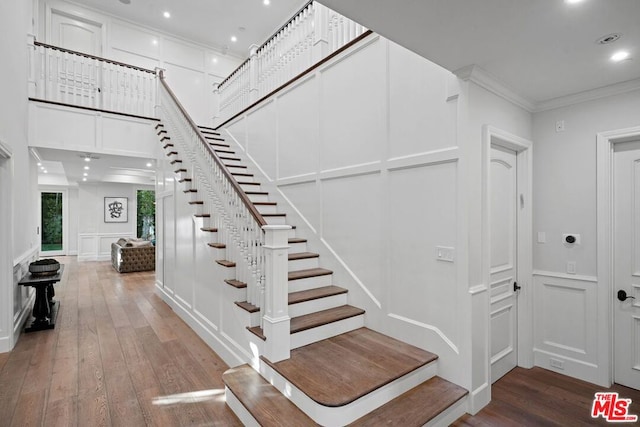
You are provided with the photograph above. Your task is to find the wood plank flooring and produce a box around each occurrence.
[3,257,640,426]
[0,257,240,427]
[453,367,640,426]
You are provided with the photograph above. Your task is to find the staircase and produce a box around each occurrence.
[154,121,469,426]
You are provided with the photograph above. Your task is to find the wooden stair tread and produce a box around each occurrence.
[163,143,174,149]
[210,142,231,148]
[154,123,164,130]
[188,201,203,205]
[348,376,467,426]
[262,327,438,408]
[226,164,247,168]
[288,285,348,305]
[179,178,192,183]
[290,305,364,334]
[166,151,178,156]
[253,202,276,206]
[247,326,266,341]
[232,172,253,177]
[174,168,187,173]
[288,238,307,244]
[225,279,247,289]
[200,227,218,232]
[288,252,319,261]
[208,242,226,249]
[237,181,260,186]
[223,365,318,427]
[216,259,236,267]
[183,189,197,193]
[262,213,286,218]
[160,136,171,141]
[288,268,332,281]
[214,149,236,154]
[219,156,241,161]
[170,159,182,164]
[245,191,268,195]
[235,301,259,313]
[194,213,210,218]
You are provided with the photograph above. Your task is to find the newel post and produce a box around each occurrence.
[27,34,37,98]
[262,225,292,362]
[248,44,259,103]
[312,2,329,62]
[154,67,165,116]
[212,84,220,127]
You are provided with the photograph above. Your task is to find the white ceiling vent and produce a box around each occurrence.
[596,33,621,45]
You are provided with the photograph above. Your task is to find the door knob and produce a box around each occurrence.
[617,290,636,302]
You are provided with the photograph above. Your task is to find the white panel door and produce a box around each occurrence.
[614,141,640,390]
[49,11,102,107]
[50,11,102,55]
[490,146,518,383]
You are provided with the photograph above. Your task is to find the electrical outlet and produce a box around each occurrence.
[556,120,565,132]
[435,246,455,262]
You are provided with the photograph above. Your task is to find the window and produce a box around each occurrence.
[137,189,155,240]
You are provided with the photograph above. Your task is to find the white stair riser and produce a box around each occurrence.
[217,264,236,280]
[227,166,249,174]
[259,358,439,427]
[288,256,319,271]
[425,396,468,427]
[222,158,243,166]
[264,216,287,225]
[256,204,278,215]
[240,183,261,192]
[233,174,255,183]
[234,305,260,327]
[247,194,270,203]
[287,228,297,238]
[290,314,364,349]
[288,293,348,318]
[288,275,333,293]
[225,388,261,427]
[288,241,307,253]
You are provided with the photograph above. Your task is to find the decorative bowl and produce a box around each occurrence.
[29,259,60,276]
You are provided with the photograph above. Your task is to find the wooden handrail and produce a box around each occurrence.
[215,30,373,130]
[33,40,156,74]
[158,71,267,227]
[218,0,313,89]
[256,0,314,54]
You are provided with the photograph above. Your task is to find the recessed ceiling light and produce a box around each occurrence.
[82,177,87,182]
[611,50,630,62]
[84,166,90,170]
[263,0,270,5]
[37,162,41,166]
[146,162,153,167]
[596,33,622,45]
[565,0,584,4]
[43,170,48,174]
[40,166,45,170]
[152,39,158,46]
[231,35,237,42]
[163,11,171,18]
[83,172,88,177]
[212,57,218,64]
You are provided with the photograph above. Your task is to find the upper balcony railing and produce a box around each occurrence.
[215,1,367,125]
[28,38,157,119]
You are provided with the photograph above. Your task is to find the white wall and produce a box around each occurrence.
[225,35,474,388]
[76,182,153,261]
[532,89,640,385]
[36,0,242,125]
[0,0,39,352]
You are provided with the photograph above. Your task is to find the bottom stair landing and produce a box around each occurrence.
[223,328,468,426]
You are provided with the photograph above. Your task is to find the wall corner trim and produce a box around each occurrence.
[0,139,13,159]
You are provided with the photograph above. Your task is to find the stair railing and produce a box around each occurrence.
[216,1,366,123]
[28,37,157,118]
[158,72,292,361]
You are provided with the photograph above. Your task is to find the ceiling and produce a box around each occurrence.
[320,0,640,107]
[34,148,156,186]
[68,0,308,57]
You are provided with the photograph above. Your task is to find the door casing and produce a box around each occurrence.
[597,125,640,387]
[482,125,534,380]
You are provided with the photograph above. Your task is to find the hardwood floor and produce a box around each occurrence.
[0,257,240,426]
[2,257,639,426]
[453,367,640,426]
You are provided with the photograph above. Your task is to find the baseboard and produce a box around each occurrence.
[155,283,248,367]
[534,348,604,387]
[12,292,36,349]
[468,382,490,414]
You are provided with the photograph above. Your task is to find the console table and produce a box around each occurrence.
[18,265,64,332]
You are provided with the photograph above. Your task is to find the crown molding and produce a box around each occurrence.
[454,65,536,112]
[533,78,640,112]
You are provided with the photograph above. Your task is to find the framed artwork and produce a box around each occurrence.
[104,197,128,223]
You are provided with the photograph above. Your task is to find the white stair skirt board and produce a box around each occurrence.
[290,314,365,349]
[224,387,261,427]
[426,395,469,427]
[259,358,439,427]
[288,256,319,271]
[288,293,348,318]
[288,274,333,293]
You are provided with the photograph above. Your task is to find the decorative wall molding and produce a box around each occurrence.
[0,139,12,159]
[78,232,134,261]
[388,313,459,354]
[535,78,640,113]
[533,269,598,283]
[13,246,39,268]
